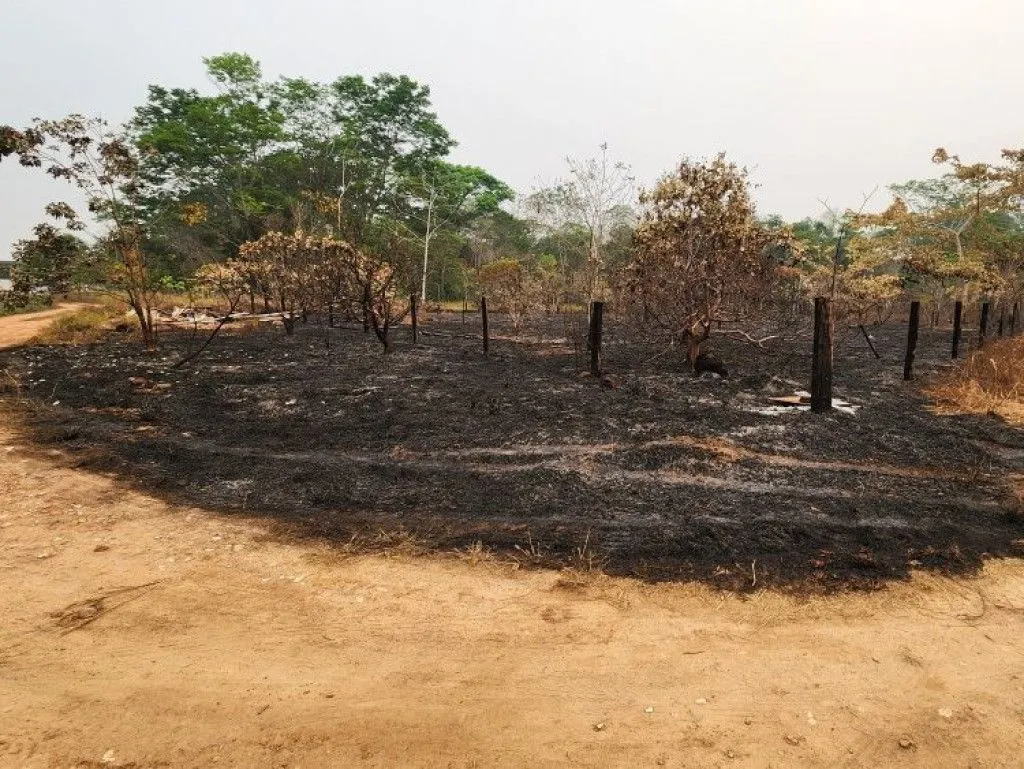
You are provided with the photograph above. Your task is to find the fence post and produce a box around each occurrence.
[810,297,833,413]
[588,301,604,376]
[951,300,963,359]
[903,301,921,381]
[979,302,990,347]
[410,294,418,345]
[481,295,489,355]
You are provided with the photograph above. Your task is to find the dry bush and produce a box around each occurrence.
[927,337,1024,423]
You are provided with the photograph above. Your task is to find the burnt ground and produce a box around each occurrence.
[2,311,1022,590]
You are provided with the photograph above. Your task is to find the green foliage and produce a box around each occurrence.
[9,223,89,297]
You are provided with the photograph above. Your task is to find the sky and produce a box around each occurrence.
[2,0,1022,255]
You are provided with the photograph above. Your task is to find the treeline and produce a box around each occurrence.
[1,53,1022,355]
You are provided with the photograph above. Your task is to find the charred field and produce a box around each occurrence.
[2,312,1021,590]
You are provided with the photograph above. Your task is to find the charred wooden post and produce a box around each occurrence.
[979,302,990,347]
[410,294,418,345]
[588,301,604,376]
[481,295,490,355]
[810,297,833,413]
[951,301,963,359]
[998,307,1006,337]
[904,301,921,381]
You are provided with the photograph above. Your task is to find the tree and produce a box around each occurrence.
[529,143,635,301]
[132,53,289,259]
[629,154,780,364]
[401,161,513,302]
[1,115,160,346]
[236,231,358,334]
[9,222,88,299]
[855,165,1016,322]
[328,73,455,248]
[478,258,536,333]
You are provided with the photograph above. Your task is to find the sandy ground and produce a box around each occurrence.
[0,305,88,348]
[2,307,1024,769]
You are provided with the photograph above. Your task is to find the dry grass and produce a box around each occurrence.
[32,303,132,345]
[927,336,1024,424]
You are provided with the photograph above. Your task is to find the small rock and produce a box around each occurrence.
[898,737,915,750]
[644,706,654,714]
[784,734,804,746]
[694,698,707,705]
[93,545,110,553]
[725,749,736,759]
[593,722,606,732]
[807,711,817,726]
[938,707,954,720]
[101,749,117,764]
[743,718,753,726]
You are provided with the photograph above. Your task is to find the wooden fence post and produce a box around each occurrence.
[951,300,963,359]
[979,302,990,347]
[810,297,833,413]
[410,294,418,345]
[904,301,921,381]
[588,301,604,376]
[481,295,489,355]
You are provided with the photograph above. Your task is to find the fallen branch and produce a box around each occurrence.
[718,330,780,348]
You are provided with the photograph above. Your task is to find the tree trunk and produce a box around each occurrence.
[420,199,433,304]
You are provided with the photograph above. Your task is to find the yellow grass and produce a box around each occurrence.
[33,303,132,345]
[926,336,1024,425]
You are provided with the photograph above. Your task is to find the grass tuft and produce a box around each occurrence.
[927,337,1024,424]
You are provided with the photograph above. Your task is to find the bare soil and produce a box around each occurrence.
[1,308,1024,768]
[0,304,89,348]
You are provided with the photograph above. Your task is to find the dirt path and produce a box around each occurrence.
[0,304,86,348]
[2,309,1024,768]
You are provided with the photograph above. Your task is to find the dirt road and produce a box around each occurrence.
[2,308,1023,768]
[0,304,87,348]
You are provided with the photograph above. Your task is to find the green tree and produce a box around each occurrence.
[10,222,88,297]
[400,161,513,302]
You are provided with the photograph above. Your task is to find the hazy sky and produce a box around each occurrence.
[2,0,1021,254]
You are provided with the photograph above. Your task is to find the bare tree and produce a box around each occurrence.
[529,143,635,301]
